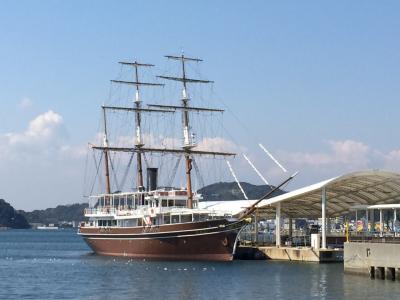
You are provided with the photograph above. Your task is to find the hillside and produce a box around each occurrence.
[21,203,88,225]
[198,182,285,201]
[0,199,30,228]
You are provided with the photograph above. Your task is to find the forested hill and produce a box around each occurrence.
[20,203,88,225]
[0,199,30,228]
[198,182,286,201]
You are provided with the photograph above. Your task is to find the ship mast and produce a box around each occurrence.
[180,55,194,209]
[102,107,111,195]
[95,56,236,203]
[134,63,144,190]
[158,54,214,209]
[110,61,164,191]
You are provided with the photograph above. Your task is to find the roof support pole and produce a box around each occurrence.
[380,209,383,237]
[254,208,258,245]
[321,187,327,249]
[365,208,369,232]
[370,209,375,232]
[327,217,331,234]
[275,202,281,247]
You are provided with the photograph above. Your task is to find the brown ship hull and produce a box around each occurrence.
[79,219,245,261]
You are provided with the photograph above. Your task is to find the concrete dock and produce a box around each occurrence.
[236,245,343,262]
[344,240,400,280]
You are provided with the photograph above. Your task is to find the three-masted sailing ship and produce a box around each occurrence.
[78,54,289,261]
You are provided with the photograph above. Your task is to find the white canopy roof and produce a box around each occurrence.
[199,170,400,218]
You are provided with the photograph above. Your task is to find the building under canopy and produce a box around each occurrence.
[201,170,400,218]
[199,170,400,248]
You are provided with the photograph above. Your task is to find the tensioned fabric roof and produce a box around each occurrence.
[199,170,400,219]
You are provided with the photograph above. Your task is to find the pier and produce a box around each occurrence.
[236,245,343,262]
[218,170,400,268]
[344,239,400,279]
[343,204,400,279]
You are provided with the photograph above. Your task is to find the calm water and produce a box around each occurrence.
[0,229,399,300]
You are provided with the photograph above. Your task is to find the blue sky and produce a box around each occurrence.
[1,1,400,210]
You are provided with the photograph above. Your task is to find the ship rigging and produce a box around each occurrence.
[79,54,295,261]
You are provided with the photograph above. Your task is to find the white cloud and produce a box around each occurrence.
[329,140,370,165]
[264,139,400,190]
[381,149,400,170]
[18,97,33,109]
[26,110,62,137]
[0,110,87,210]
[0,110,69,159]
[281,139,370,169]
[196,137,239,153]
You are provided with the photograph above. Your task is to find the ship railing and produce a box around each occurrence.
[348,230,400,242]
[84,207,119,216]
[85,206,232,219]
[115,206,149,217]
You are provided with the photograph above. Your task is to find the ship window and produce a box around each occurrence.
[168,200,174,207]
[162,200,168,207]
[175,200,186,207]
[122,220,136,227]
[163,215,170,224]
[171,215,179,223]
[199,214,208,221]
[193,214,199,222]
[181,214,192,223]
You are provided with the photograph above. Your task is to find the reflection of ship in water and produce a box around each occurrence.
[78,54,292,261]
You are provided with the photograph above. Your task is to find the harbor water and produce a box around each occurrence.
[0,229,399,300]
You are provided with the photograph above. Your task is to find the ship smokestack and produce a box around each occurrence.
[147,168,158,191]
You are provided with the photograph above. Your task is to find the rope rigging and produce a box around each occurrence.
[192,157,205,189]
[109,153,120,192]
[90,150,104,196]
[167,156,182,187]
[120,152,135,191]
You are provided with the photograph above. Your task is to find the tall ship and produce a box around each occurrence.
[78,54,291,261]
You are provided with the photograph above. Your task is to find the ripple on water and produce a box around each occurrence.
[0,229,400,300]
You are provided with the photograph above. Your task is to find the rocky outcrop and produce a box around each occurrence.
[0,199,30,228]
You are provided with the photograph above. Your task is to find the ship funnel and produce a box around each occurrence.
[146,168,158,191]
